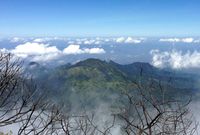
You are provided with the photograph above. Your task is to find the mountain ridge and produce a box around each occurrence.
[25,58,198,110]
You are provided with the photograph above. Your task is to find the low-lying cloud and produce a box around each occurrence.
[11,42,61,58]
[10,37,26,43]
[68,38,104,45]
[159,38,200,43]
[151,49,200,69]
[7,37,145,45]
[63,44,105,55]
[1,42,106,62]
[115,37,143,44]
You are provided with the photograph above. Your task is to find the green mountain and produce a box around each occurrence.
[44,59,132,109]
[28,59,195,110]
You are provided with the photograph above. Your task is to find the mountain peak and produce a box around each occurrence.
[74,58,107,68]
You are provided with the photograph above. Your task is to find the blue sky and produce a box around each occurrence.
[0,0,200,37]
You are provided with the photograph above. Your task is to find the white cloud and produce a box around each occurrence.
[10,37,25,43]
[94,41,101,45]
[83,39,102,45]
[159,38,180,42]
[115,37,143,44]
[84,40,95,45]
[63,45,83,54]
[12,42,60,56]
[125,37,142,43]
[84,48,105,54]
[32,37,68,43]
[68,41,75,44]
[63,45,105,55]
[66,38,103,45]
[2,42,106,62]
[182,38,194,43]
[46,37,144,45]
[105,39,110,42]
[116,37,125,43]
[11,42,61,60]
[151,49,200,69]
[159,38,195,43]
[33,38,45,43]
[1,36,122,63]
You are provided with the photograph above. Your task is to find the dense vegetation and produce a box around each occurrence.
[27,58,198,111]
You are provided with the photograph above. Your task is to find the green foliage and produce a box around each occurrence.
[31,58,197,110]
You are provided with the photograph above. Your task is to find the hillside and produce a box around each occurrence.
[27,59,197,110]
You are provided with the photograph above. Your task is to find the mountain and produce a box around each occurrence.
[44,59,132,109]
[111,60,199,90]
[27,59,198,110]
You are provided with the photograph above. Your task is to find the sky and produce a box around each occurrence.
[0,0,200,37]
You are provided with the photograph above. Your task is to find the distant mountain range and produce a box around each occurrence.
[26,58,199,110]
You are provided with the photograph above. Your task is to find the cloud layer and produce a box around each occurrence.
[115,37,143,44]
[159,38,199,43]
[7,37,200,45]
[1,42,106,62]
[63,45,105,54]
[11,42,61,58]
[151,49,200,69]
